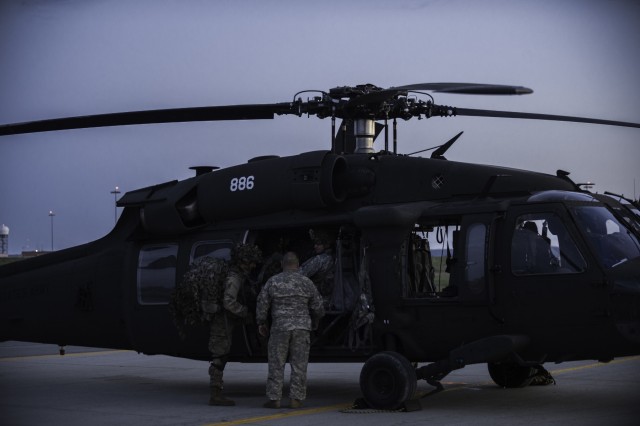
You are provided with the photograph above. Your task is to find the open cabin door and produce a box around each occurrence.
[250,225,374,359]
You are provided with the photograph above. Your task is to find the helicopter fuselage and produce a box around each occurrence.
[2,151,639,372]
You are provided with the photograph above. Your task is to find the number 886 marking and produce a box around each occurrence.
[229,176,255,192]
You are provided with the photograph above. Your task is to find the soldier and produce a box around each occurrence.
[299,232,334,303]
[208,243,262,406]
[256,252,325,409]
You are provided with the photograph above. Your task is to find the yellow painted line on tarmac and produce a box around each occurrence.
[549,355,640,375]
[437,355,640,393]
[203,402,353,426]
[0,349,130,362]
[203,356,640,425]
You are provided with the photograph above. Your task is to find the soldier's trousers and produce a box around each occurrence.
[209,312,235,389]
[266,329,310,401]
[209,312,233,357]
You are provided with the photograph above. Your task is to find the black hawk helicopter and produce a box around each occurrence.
[1,83,640,410]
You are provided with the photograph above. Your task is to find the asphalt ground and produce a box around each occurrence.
[1,341,639,426]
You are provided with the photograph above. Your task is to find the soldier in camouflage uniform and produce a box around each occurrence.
[256,252,325,409]
[208,243,262,406]
[299,233,334,303]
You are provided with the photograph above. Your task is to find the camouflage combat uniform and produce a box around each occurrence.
[208,269,250,401]
[256,271,325,401]
[299,249,334,298]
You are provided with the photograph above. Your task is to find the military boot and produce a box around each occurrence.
[209,387,235,406]
[208,360,235,406]
[263,399,281,409]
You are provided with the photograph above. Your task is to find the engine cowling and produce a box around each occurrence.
[121,150,349,234]
[197,150,347,221]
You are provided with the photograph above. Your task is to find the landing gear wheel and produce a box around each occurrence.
[359,351,417,410]
[488,362,535,388]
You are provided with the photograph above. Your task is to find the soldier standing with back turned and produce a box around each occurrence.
[256,251,325,409]
[208,243,262,406]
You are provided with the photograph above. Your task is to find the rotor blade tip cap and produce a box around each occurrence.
[516,87,534,95]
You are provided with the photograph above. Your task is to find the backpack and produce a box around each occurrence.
[169,257,228,338]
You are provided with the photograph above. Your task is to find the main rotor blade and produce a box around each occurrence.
[454,107,640,129]
[393,83,533,95]
[0,104,283,136]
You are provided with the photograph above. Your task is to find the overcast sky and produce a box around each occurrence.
[1,0,639,254]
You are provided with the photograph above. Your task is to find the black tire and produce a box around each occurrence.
[488,362,535,388]
[359,351,417,410]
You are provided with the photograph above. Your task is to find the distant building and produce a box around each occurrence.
[21,250,51,258]
[0,224,8,258]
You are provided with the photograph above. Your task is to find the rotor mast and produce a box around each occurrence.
[354,119,376,154]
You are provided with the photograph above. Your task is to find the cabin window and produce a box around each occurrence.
[403,222,461,298]
[403,215,493,301]
[511,213,586,275]
[191,241,233,262]
[137,244,179,305]
[465,223,486,295]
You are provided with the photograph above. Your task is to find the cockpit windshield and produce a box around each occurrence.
[571,205,640,269]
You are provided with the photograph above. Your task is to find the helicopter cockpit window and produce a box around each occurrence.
[571,206,640,269]
[137,244,179,305]
[511,213,585,275]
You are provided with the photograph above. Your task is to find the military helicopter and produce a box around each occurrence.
[1,83,640,410]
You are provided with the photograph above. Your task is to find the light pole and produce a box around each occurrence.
[48,210,55,251]
[110,186,121,224]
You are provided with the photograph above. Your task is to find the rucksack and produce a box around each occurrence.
[169,256,228,338]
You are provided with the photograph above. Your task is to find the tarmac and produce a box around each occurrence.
[1,341,639,426]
